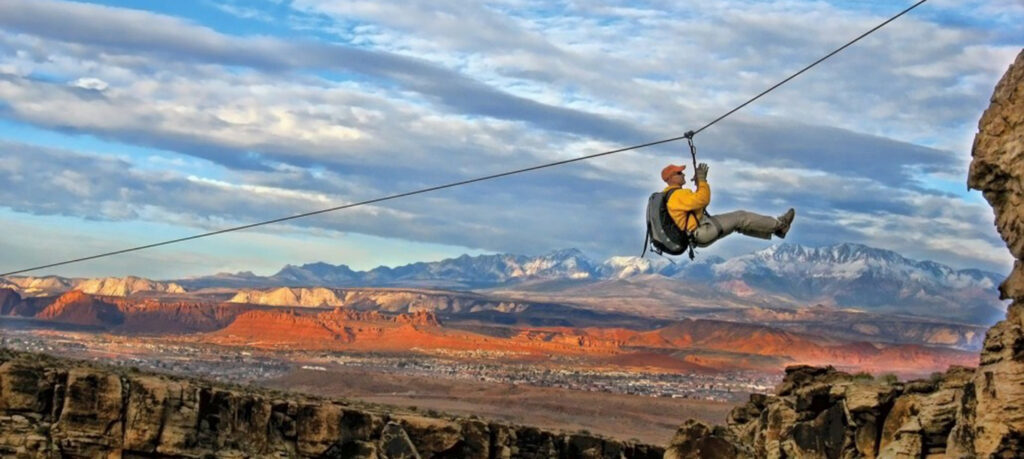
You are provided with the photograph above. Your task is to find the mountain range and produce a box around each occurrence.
[1,243,1007,324]
[182,243,1006,324]
[177,243,1000,287]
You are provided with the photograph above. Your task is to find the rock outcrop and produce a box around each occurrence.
[665,365,974,458]
[957,46,1024,458]
[0,276,76,297]
[34,290,124,328]
[229,286,346,308]
[211,308,450,350]
[1,276,185,298]
[665,48,1024,459]
[0,288,22,316]
[229,287,536,315]
[0,350,662,458]
[74,276,187,297]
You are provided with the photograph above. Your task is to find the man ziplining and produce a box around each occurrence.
[0,1,921,277]
[660,162,795,247]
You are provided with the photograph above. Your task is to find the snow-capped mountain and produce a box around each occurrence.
[711,243,999,287]
[697,243,1005,323]
[171,249,603,290]
[208,242,1002,323]
[702,243,1002,295]
[599,256,672,278]
[7,243,1005,324]
[272,248,600,288]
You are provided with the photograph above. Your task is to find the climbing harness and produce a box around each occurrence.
[641,132,701,261]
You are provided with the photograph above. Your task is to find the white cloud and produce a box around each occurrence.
[0,0,1018,276]
[70,77,108,91]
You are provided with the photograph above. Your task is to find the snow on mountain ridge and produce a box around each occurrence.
[189,243,1004,292]
[600,256,671,278]
[715,243,980,283]
[258,248,598,287]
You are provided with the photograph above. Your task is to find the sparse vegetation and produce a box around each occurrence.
[852,371,874,381]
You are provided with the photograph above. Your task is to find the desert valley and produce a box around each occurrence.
[0,243,1001,444]
[1,1,1021,455]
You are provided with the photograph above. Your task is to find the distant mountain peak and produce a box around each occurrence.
[541,248,587,259]
[709,242,1005,323]
[755,242,910,264]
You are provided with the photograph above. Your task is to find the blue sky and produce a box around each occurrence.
[0,0,1020,279]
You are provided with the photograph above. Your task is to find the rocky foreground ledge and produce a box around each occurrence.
[665,365,978,458]
[0,349,663,458]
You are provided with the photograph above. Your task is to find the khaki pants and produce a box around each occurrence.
[691,211,780,247]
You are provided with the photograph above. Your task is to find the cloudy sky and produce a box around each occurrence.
[0,0,1020,279]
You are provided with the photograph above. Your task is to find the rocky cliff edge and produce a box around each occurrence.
[0,350,662,458]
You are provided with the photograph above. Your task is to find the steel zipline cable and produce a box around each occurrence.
[1,0,928,277]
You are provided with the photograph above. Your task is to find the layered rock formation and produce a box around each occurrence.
[957,46,1024,458]
[212,308,447,349]
[725,306,987,350]
[0,276,75,297]
[0,276,185,298]
[0,288,22,316]
[74,276,187,297]
[229,286,346,308]
[665,48,1024,459]
[229,287,535,314]
[2,286,978,373]
[0,350,662,458]
[34,290,124,327]
[665,365,974,458]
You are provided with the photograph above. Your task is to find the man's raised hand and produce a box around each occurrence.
[695,163,709,182]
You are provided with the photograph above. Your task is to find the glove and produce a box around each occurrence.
[695,163,709,182]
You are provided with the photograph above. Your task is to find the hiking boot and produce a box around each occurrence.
[774,208,795,238]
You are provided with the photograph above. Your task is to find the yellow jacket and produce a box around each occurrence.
[663,180,710,232]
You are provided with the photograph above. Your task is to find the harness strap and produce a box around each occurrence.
[656,250,677,265]
[686,210,696,260]
[706,213,724,235]
[640,221,650,258]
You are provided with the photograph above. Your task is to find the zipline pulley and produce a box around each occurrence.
[684,130,698,184]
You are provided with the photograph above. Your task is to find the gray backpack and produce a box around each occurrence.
[643,188,696,259]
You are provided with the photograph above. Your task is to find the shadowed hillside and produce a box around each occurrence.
[0,349,663,458]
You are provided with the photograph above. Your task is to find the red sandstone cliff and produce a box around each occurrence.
[34,290,124,327]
